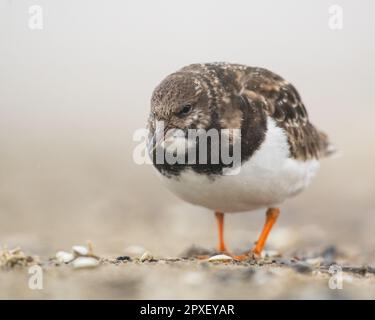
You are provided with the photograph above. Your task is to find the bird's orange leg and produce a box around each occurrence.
[195,211,229,259]
[215,211,227,253]
[197,208,280,261]
[232,207,280,261]
[252,207,280,255]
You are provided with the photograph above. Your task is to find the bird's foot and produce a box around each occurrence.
[231,252,256,261]
[215,249,258,262]
[230,248,263,261]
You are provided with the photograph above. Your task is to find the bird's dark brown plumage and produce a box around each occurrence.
[149,62,333,176]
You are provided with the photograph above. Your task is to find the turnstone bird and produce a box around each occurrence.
[147,62,334,259]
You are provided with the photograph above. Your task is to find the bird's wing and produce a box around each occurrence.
[240,68,334,160]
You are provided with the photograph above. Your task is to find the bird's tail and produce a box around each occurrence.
[319,131,339,158]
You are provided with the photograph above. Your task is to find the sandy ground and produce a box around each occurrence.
[1,243,375,299]
[0,140,375,299]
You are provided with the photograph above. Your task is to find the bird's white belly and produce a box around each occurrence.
[158,117,320,213]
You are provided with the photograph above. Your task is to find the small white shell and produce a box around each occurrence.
[56,251,75,263]
[72,257,99,269]
[139,251,153,262]
[72,245,89,256]
[207,254,233,262]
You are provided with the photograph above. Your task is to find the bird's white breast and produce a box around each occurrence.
[157,117,320,213]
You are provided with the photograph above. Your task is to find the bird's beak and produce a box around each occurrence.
[148,123,172,154]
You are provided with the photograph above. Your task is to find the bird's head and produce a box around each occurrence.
[149,72,212,133]
[148,72,216,154]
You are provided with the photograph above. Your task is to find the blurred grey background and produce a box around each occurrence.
[0,0,375,267]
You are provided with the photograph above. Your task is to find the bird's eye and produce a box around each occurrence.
[178,104,192,116]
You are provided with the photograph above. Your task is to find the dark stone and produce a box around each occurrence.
[116,256,132,262]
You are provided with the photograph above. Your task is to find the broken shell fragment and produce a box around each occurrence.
[72,257,100,269]
[56,251,75,263]
[139,251,153,262]
[72,245,89,256]
[207,254,233,262]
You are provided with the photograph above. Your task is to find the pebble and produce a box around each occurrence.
[207,254,233,262]
[72,245,89,256]
[72,257,100,269]
[56,251,75,263]
[139,251,153,262]
[116,256,131,262]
